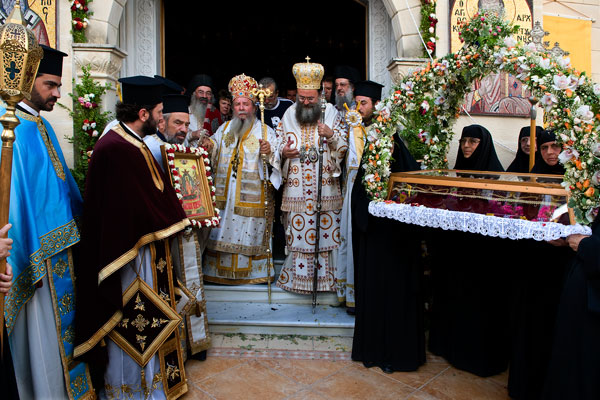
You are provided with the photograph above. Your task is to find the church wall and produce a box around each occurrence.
[53,0,78,168]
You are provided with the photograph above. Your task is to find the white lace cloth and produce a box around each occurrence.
[368,201,592,241]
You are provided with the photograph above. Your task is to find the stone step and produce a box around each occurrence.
[207,301,355,337]
[204,284,342,305]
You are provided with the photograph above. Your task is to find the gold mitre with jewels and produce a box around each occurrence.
[293,56,324,90]
[228,73,258,101]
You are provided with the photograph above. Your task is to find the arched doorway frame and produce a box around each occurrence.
[85,0,421,94]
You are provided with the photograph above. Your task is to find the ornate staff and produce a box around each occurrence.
[312,86,328,314]
[0,0,43,357]
[252,84,274,304]
[528,96,538,172]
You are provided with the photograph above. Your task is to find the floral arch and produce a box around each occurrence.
[363,13,600,225]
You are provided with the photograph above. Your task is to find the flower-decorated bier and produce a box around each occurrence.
[370,170,592,241]
[161,143,220,228]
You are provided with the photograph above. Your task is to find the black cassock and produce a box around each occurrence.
[428,124,510,377]
[350,135,426,372]
[507,239,571,399]
[543,220,600,400]
[428,231,511,377]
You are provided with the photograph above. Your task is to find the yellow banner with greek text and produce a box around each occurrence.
[543,15,591,74]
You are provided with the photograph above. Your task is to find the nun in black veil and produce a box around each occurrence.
[507,129,571,400]
[428,124,511,377]
[351,134,426,373]
[453,124,504,172]
[507,126,543,173]
[530,130,565,175]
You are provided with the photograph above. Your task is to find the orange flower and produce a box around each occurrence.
[576,181,583,190]
[565,89,573,97]
[575,159,583,170]
[565,122,571,129]
[585,187,595,197]
[584,179,590,188]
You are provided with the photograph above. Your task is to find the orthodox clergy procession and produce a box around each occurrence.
[1,0,600,399]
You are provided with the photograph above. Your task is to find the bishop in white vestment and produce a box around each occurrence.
[276,58,348,296]
[203,74,281,284]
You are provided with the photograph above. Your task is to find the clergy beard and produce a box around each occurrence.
[30,88,58,112]
[190,95,208,125]
[295,102,321,126]
[166,131,186,145]
[228,115,255,143]
[335,88,354,110]
[141,114,158,137]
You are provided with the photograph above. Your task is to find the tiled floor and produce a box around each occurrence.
[182,334,511,400]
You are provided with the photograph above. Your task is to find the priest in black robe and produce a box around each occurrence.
[73,76,190,398]
[350,80,425,373]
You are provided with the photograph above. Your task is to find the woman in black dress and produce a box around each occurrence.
[428,124,510,377]
[508,129,571,399]
[543,220,600,399]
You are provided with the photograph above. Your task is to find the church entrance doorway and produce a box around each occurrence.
[162,0,367,96]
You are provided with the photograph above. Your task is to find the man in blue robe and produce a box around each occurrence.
[1,45,95,399]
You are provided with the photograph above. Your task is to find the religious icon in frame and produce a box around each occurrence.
[161,144,220,228]
[449,0,534,116]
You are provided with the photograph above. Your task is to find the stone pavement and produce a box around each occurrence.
[181,334,511,400]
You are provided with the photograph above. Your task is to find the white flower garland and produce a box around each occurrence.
[163,143,221,228]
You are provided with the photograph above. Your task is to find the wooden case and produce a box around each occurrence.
[386,169,573,225]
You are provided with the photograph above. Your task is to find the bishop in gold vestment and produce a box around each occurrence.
[204,74,281,284]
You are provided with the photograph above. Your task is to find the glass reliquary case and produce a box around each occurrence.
[386,169,573,225]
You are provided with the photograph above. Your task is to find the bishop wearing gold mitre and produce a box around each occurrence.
[203,73,281,284]
[275,58,348,296]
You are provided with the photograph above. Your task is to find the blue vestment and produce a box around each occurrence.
[0,106,94,399]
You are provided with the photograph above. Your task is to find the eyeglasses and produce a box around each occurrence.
[459,138,481,145]
[298,95,316,103]
[196,90,212,96]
